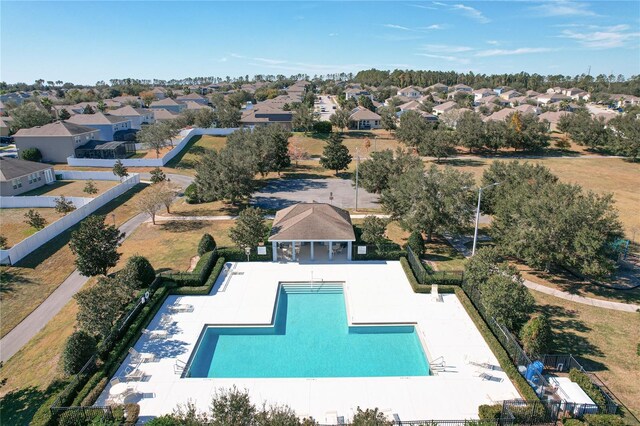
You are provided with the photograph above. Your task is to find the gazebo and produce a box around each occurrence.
[268,203,356,262]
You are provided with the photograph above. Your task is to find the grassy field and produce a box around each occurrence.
[0,208,61,248]
[19,180,117,197]
[0,184,148,338]
[532,291,640,419]
[291,129,401,158]
[164,134,227,172]
[424,235,468,271]
[434,157,640,238]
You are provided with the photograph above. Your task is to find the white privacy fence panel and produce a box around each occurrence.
[0,174,140,265]
[65,127,240,168]
[0,196,93,208]
[56,170,123,181]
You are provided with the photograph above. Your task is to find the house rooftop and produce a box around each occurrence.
[269,203,356,242]
[349,106,381,121]
[150,98,182,107]
[14,120,97,137]
[67,112,129,125]
[0,157,52,181]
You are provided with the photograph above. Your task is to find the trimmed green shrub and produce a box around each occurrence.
[520,314,553,357]
[583,414,625,426]
[80,377,108,406]
[21,147,42,162]
[184,183,199,204]
[172,257,226,296]
[61,331,97,375]
[72,370,106,406]
[218,247,272,262]
[564,419,586,426]
[478,404,503,420]
[352,249,405,261]
[313,121,332,133]
[124,403,140,425]
[400,257,430,293]
[569,369,607,409]
[198,233,217,255]
[407,231,425,257]
[123,255,156,288]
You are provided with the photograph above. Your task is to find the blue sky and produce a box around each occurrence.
[1,1,639,84]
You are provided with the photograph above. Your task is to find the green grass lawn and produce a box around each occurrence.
[19,180,117,197]
[424,235,467,271]
[165,134,227,170]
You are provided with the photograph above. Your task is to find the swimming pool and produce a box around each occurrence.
[187,284,430,378]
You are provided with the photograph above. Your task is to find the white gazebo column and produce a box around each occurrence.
[292,241,296,261]
[347,241,352,261]
[310,241,314,261]
[329,241,333,260]
[272,241,277,262]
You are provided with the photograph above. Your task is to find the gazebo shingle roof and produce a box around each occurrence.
[268,203,356,242]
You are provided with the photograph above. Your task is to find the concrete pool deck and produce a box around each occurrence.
[96,261,520,423]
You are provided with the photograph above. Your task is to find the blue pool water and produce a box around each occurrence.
[187,285,430,378]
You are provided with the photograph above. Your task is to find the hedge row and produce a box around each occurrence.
[160,249,217,286]
[217,247,272,262]
[569,368,608,410]
[171,257,226,296]
[454,287,540,402]
[352,250,406,261]
[400,257,431,293]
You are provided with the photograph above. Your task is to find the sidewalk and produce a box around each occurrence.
[444,234,640,313]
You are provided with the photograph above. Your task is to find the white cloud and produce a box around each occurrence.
[421,44,473,53]
[218,57,228,63]
[560,24,640,48]
[409,3,437,10]
[532,1,597,17]
[451,3,490,23]
[383,24,412,31]
[423,24,445,30]
[486,40,500,45]
[328,33,338,37]
[475,47,555,57]
[415,53,470,64]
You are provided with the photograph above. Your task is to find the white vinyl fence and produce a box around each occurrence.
[66,127,240,168]
[55,170,124,181]
[0,173,140,265]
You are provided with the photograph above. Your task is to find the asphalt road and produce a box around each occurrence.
[314,95,337,121]
[252,178,380,210]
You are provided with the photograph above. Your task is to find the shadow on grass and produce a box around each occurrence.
[0,268,34,295]
[0,379,67,426]
[160,221,208,233]
[14,183,148,270]
[437,158,487,168]
[164,135,201,169]
[536,304,606,370]
[18,181,72,197]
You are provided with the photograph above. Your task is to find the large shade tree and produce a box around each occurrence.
[69,215,125,276]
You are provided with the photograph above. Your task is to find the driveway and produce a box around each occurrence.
[252,178,379,210]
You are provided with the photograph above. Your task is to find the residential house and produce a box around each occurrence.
[432,101,458,116]
[149,98,185,114]
[525,90,540,98]
[536,93,571,105]
[67,113,133,141]
[240,104,293,130]
[473,89,494,103]
[546,87,564,94]
[75,140,135,159]
[493,86,510,95]
[176,93,208,105]
[563,88,590,101]
[345,88,372,101]
[0,118,9,137]
[515,104,540,115]
[609,94,640,108]
[152,108,180,122]
[184,101,214,111]
[348,107,381,130]
[499,90,522,100]
[151,87,167,100]
[0,100,5,114]
[0,157,56,196]
[483,108,518,122]
[538,110,572,132]
[13,121,99,163]
[112,95,141,105]
[451,84,472,93]
[398,100,423,112]
[426,83,448,93]
[108,105,155,129]
[397,86,423,98]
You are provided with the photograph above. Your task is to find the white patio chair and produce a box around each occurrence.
[142,329,169,339]
[129,347,155,363]
[125,366,145,381]
[109,377,121,387]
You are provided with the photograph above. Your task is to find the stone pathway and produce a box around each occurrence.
[444,234,640,313]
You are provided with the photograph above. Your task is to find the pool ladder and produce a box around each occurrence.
[430,356,447,372]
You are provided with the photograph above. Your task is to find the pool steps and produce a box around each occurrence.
[281,283,343,294]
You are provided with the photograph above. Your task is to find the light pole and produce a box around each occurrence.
[354,147,360,211]
[472,182,500,256]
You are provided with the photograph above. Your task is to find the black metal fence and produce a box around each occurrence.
[407,246,464,285]
[50,405,114,424]
[316,419,511,426]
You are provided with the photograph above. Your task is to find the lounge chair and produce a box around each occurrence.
[129,347,155,363]
[110,377,121,387]
[142,329,169,339]
[125,366,145,381]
